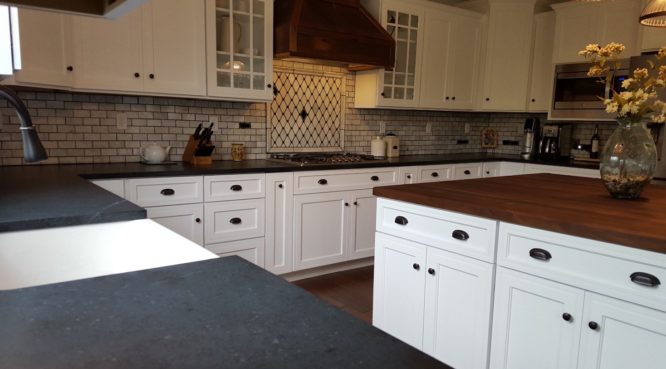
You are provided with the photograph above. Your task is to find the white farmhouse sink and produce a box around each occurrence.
[0,219,217,290]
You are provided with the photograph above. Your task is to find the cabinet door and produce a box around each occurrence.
[552,4,599,64]
[70,8,143,92]
[349,190,376,260]
[293,192,348,271]
[423,248,494,369]
[578,292,666,369]
[640,26,666,53]
[265,173,293,274]
[373,233,426,349]
[147,204,204,246]
[398,166,419,184]
[14,9,73,87]
[377,0,424,108]
[418,11,453,109]
[445,14,482,110]
[205,0,273,101]
[142,0,206,96]
[480,2,533,111]
[526,12,555,112]
[490,267,584,369]
[598,0,640,58]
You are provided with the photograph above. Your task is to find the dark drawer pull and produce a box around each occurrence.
[452,230,469,241]
[431,172,439,177]
[160,188,175,196]
[428,268,435,275]
[413,263,420,271]
[230,184,243,192]
[630,272,661,287]
[464,170,471,175]
[371,175,379,181]
[529,248,552,261]
[588,321,599,331]
[318,179,328,185]
[562,313,572,322]
[394,216,408,226]
[229,218,242,225]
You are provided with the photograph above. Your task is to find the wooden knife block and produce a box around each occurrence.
[182,135,214,165]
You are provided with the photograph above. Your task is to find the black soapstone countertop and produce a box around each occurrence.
[0,257,453,369]
[0,153,598,233]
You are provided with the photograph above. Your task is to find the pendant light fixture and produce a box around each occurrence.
[640,0,666,27]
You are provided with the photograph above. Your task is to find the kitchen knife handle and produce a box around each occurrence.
[160,188,175,196]
[630,272,661,287]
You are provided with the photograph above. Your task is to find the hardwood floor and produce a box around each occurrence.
[294,266,374,324]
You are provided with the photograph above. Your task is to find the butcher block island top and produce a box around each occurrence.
[373,173,666,254]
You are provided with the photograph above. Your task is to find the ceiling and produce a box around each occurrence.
[430,0,571,12]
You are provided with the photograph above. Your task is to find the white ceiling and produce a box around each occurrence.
[430,0,571,12]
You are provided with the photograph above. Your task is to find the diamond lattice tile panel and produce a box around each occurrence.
[268,70,345,152]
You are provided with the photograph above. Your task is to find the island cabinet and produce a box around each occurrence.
[373,198,496,369]
[490,223,666,369]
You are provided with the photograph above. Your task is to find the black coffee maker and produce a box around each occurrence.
[538,124,573,160]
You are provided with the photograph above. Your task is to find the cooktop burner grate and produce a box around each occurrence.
[269,153,384,166]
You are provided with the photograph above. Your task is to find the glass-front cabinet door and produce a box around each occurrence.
[378,1,423,107]
[205,0,273,101]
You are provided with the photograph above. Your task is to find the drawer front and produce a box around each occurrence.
[206,237,265,268]
[376,198,497,263]
[498,222,666,312]
[453,163,483,180]
[204,199,265,244]
[418,165,453,183]
[294,168,398,194]
[126,176,203,207]
[482,162,500,177]
[204,174,265,202]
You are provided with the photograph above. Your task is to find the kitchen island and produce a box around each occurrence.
[372,174,666,369]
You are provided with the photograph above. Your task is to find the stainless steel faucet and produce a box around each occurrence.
[0,86,47,162]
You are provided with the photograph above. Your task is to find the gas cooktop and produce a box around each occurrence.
[269,153,385,166]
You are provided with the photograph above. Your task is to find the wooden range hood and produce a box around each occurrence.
[274,0,395,71]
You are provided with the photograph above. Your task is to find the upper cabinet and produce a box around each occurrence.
[205,0,273,102]
[526,11,555,112]
[478,0,536,112]
[551,0,641,64]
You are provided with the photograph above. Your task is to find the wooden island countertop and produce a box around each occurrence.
[373,173,666,254]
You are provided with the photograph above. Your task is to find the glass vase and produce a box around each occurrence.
[599,120,657,199]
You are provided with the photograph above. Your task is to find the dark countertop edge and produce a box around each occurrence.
[0,208,147,233]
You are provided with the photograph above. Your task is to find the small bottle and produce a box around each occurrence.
[590,125,600,159]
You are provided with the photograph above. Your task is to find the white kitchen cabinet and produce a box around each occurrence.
[398,166,419,184]
[498,162,526,176]
[490,267,584,369]
[356,0,424,108]
[141,0,206,96]
[265,173,294,275]
[423,247,494,369]
[577,292,666,369]
[551,0,640,64]
[13,9,73,87]
[453,162,483,180]
[419,10,482,110]
[373,232,426,349]
[204,173,265,202]
[205,0,273,101]
[70,8,144,92]
[418,164,453,183]
[482,162,500,177]
[526,12,555,112]
[293,191,349,271]
[91,179,125,198]
[146,204,204,246]
[479,0,535,112]
[349,189,376,260]
[125,176,204,207]
[204,198,265,244]
[206,237,265,267]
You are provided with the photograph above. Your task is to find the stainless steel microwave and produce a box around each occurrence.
[549,59,630,121]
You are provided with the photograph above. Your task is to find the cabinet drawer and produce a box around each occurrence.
[206,237,265,268]
[419,165,453,183]
[376,198,497,263]
[294,168,398,194]
[498,223,666,312]
[125,176,203,207]
[204,199,265,244]
[204,174,265,202]
[453,163,483,180]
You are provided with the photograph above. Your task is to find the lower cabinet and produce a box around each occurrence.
[206,237,265,267]
[145,204,204,245]
[265,173,294,274]
[374,232,494,369]
[349,190,376,259]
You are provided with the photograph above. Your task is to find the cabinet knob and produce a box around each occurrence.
[630,272,661,287]
[452,96,456,101]
[160,188,175,196]
[529,248,552,261]
[394,216,408,226]
[531,98,536,103]
[485,97,490,102]
[229,217,242,225]
[195,218,201,224]
[486,171,491,175]
[407,175,412,179]
[413,263,420,271]
[445,96,450,100]
[134,72,140,78]
[588,321,599,331]
[370,175,379,181]
[427,268,435,275]
[66,66,73,72]
[318,179,328,185]
[562,313,572,322]
[431,172,439,177]
[230,184,243,192]
[345,202,350,207]
[353,201,358,206]
[149,73,155,79]
[278,184,284,189]
[381,92,386,97]
[464,170,471,175]
[267,84,272,88]
[452,230,469,241]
